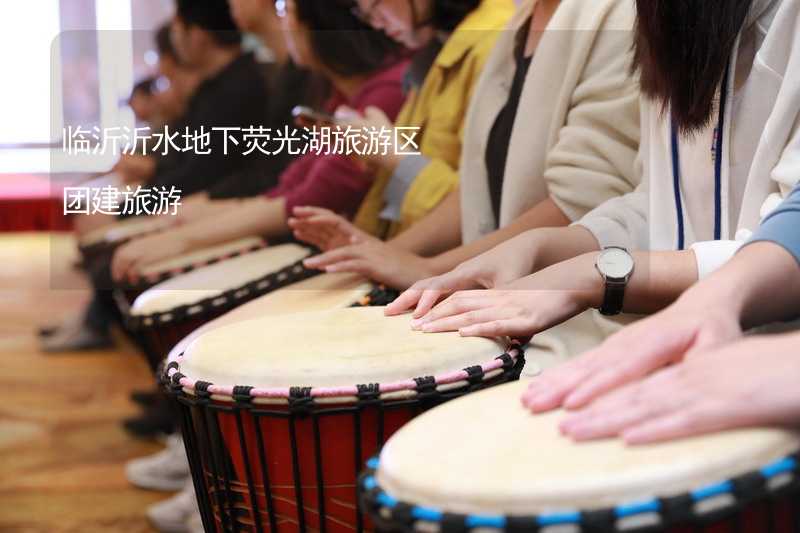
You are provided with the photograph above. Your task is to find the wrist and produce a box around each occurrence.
[578,252,606,310]
[426,254,452,277]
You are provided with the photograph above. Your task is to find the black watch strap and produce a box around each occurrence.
[599,282,626,316]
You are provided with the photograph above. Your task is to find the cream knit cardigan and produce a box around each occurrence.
[460,0,640,244]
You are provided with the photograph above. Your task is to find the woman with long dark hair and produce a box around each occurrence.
[387,0,799,380]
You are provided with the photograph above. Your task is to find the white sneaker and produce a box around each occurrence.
[186,508,205,533]
[147,480,198,533]
[127,434,190,491]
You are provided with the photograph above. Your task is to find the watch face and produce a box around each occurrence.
[598,248,634,280]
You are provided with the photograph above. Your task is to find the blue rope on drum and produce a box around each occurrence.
[361,455,798,529]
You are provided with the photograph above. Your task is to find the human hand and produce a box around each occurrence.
[556,332,800,444]
[289,206,374,251]
[111,229,191,283]
[386,235,540,318]
[303,240,438,290]
[521,293,743,414]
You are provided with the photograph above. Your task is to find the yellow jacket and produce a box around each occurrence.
[354,0,514,238]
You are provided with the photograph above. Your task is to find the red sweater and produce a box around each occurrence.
[265,60,409,217]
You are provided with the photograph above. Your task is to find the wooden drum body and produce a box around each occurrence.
[125,244,316,369]
[360,381,800,533]
[164,307,525,533]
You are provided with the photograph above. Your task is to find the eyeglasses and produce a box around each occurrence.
[350,0,383,24]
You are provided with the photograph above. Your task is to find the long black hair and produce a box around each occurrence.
[295,0,402,78]
[632,0,753,135]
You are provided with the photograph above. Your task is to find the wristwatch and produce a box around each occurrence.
[595,247,634,316]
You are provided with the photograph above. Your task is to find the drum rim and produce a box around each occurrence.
[163,344,524,403]
[124,250,319,330]
[359,452,800,531]
[119,239,267,292]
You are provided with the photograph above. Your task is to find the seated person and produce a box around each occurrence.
[74,0,268,237]
[72,23,201,238]
[110,0,407,282]
[182,0,331,202]
[292,0,640,294]
[385,0,799,351]
[341,0,514,246]
[532,184,800,443]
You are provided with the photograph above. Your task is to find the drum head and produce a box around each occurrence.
[166,272,374,361]
[137,236,265,279]
[130,243,310,316]
[376,380,800,516]
[179,306,508,390]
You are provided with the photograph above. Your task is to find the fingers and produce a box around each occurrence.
[559,319,695,411]
[460,317,538,339]
[520,357,598,413]
[413,288,449,319]
[322,259,372,276]
[562,355,663,411]
[419,305,511,334]
[385,287,424,316]
[291,206,333,219]
[303,246,361,270]
[385,277,451,318]
[622,411,702,445]
[411,291,487,330]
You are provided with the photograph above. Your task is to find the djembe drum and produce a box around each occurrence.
[115,236,266,304]
[125,244,316,368]
[165,272,383,361]
[78,215,174,262]
[361,380,800,533]
[164,307,525,533]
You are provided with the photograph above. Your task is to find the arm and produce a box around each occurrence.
[182,196,288,249]
[111,197,288,281]
[521,241,800,416]
[415,248,699,336]
[427,196,571,273]
[387,189,463,255]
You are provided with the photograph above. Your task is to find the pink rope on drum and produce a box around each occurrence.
[166,347,521,401]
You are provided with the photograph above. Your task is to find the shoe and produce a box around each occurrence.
[146,480,198,533]
[40,318,113,352]
[131,389,161,408]
[37,313,85,338]
[126,434,190,492]
[123,401,177,440]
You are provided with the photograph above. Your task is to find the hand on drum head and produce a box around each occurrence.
[289,206,372,252]
[402,253,605,337]
[112,229,191,283]
[386,241,538,318]
[302,240,438,290]
[405,287,589,339]
[556,333,800,444]
[520,299,743,415]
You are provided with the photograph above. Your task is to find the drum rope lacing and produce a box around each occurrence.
[359,453,800,532]
[120,241,267,292]
[163,346,524,405]
[124,251,320,330]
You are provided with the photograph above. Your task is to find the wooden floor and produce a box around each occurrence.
[0,233,170,532]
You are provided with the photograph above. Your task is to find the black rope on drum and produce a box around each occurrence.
[125,254,319,331]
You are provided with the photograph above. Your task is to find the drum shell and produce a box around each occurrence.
[170,358,525,533]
